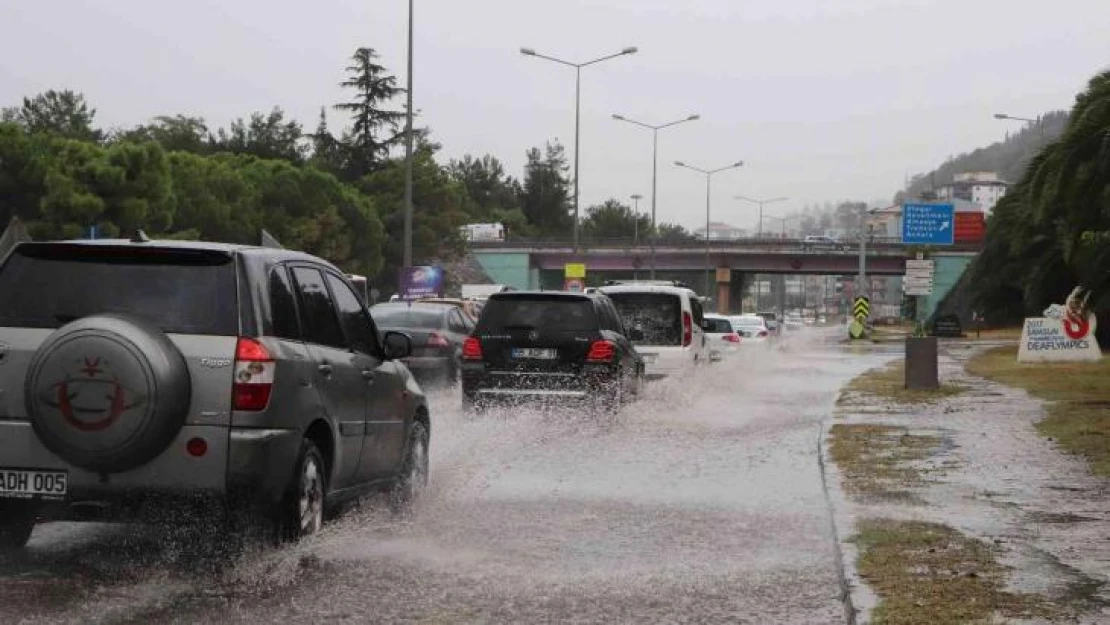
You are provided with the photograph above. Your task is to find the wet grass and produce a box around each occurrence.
[966,346,1110,476]
[964,326,1024,341]
[839,361,966,406]
[828,424,942,501]
[853,519,1067,624]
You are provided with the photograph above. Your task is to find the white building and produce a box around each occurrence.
[695,221,749,240]
[936,172,1009,213]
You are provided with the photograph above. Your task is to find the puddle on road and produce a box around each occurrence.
[0,328,888,624]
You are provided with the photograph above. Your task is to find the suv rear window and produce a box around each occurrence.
[0,245,238,335]
[477,295,598,333]
[607,292,682,346]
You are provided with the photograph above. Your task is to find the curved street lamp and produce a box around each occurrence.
[520,46,639,254]
[674,160,745,299]
[612,113,701,278]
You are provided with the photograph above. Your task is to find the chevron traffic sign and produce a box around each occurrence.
[853,296,871,321]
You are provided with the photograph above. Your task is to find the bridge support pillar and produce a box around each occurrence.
[715,267,731,315]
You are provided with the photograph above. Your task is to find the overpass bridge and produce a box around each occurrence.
[465,236,982,316]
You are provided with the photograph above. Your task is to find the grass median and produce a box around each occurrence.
[966,346,1110,476]
[853,519,1069,624]
[840,360,966,406]
[828,424,941,501]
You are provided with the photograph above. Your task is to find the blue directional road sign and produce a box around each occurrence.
[901,203,955,245]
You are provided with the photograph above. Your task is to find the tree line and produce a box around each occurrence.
[968,70,1110,342]
[0,48,695,293]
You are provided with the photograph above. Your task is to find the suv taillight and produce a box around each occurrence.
[233,337,274,411]
[682,311,693,347]
[723,333,741,343]
[462,337,483,361]
[428,332,450,348]
[586,340,616,363]
[757,330,768,338]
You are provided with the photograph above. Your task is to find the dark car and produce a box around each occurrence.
[460,291,645,413]
[0,238,430,550]
[370,302,475,384]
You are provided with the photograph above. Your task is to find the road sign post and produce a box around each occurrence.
[564,263,586,292]
[850,295,871,340]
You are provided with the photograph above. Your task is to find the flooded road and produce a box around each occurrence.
[1,329,891,624]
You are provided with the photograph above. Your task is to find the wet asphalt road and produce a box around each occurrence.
[0,329,892,625]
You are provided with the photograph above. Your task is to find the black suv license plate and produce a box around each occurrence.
[512,348,557,360]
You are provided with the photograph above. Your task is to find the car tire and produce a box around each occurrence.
[391,421,429,514]
[276,439,327,542]
[0,503,36,552]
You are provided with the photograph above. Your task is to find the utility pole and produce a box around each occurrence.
[857,203,868,301]
[402,0,415,269]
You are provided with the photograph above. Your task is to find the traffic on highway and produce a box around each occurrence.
[4,1,1109,623]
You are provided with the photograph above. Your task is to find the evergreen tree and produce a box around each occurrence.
[334,47,405,179]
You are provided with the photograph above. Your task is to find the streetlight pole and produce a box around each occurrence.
[521,46,638,255]
[630,193,643,246]
[994,112,1044,140]
[735,195,787,239]
[675,160,744,299]
[612,113,701,278]
[402,0,415,268]
[630,192,648,277]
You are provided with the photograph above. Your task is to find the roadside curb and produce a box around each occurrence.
[817,414,867,625]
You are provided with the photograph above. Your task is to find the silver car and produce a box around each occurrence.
[0,238,430,550]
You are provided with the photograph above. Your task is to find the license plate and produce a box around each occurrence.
[512,348,557,360]
[640,353,658,363]
[0,468,68,500]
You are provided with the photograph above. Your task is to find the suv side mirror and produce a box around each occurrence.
[628,327,645,341]
[382,331,412,360]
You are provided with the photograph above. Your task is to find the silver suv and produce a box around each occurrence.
[0,238,430,550]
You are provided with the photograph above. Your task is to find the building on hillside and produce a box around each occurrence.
[694,221,749,240]
[935,172,1009,213]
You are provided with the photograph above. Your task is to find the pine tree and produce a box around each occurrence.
[334,48,405,179]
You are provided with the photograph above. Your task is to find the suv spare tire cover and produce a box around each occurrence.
[25,313,192,474]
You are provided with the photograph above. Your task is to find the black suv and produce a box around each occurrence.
[0,239,430,549]
[460,291,645,413]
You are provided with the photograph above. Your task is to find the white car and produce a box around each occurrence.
[601,281,709,380]
[730,314,772,344]
[703,314,742,360]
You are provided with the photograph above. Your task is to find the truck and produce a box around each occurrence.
[459,223,506,242]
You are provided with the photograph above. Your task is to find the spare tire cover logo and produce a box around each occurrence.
[38,357,148,432]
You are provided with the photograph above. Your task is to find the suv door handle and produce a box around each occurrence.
[318,363,333,376]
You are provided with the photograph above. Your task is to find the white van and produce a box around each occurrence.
[599,282,709,379]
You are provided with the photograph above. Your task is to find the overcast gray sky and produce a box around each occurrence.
[2,0,1107,232]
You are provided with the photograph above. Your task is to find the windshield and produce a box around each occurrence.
[704,317,733,333]
[370,305,445,329]
[606,292,682,346]
[733,317,765,328]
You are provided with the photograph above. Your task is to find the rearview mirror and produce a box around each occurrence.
[382,331,412,360]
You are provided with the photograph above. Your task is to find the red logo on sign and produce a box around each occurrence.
[1063,314,1090,340]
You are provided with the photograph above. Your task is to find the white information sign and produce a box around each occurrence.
[1018,293,1101,363]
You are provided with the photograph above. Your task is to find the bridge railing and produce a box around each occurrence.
[467,236,983,252]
